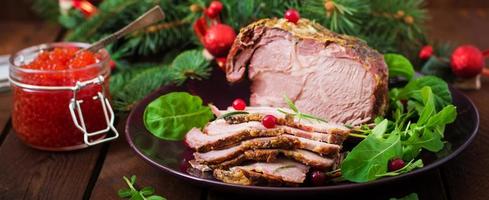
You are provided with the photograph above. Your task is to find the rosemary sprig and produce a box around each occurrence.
[217,111,249,119]
[279,96,328,123]
[118,175,166,200]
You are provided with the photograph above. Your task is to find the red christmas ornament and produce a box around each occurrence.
[284,9,300,24]
[203,24,236,57]
[205,1,223,18]
[419,45,433,60]
[451,45,485,78]
[72,0,98,17]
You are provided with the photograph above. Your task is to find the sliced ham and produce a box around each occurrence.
[193,148,335,170]
[193,136,299,164]
[214,159,309,186]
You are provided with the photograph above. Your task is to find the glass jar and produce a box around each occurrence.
[9,42,119,151]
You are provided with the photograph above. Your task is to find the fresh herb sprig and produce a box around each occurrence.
[118,175,166,200]
[278,96,328,123]
[341,54,457,183]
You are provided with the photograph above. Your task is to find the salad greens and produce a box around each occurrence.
[341,54,457,182]
[143,92,214,141]
[384,53,416,80]
[118,175,166,200]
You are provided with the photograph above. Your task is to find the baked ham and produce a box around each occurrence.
[213,159,309,186]
[225,18,389,125]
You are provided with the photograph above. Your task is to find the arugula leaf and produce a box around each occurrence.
[144,92,214,141]
[385,53,415,80]
[341,120,403,182]
[118,175,166,200]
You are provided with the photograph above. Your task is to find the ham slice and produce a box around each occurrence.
[193,148,335,170]
[214,159,309,186]
[186,128,341,154]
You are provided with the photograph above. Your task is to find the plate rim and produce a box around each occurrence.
[124,85,480,193]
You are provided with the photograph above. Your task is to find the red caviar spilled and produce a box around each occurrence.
[11,45,110,151]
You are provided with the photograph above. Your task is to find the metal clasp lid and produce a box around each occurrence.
[9,75,119,146]
[68,76,119,146]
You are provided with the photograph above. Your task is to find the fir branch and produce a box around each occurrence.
[111,49,211,111]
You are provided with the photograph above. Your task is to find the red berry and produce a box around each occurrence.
[232,98,246,110]
[203,24,237,57]
[419,45,433,60]
[310,170,326,186]
[451,45,485,78]
[262,115,277,128]
[284,9,300,24]
[388,158,406,171]
[209,1,223,14]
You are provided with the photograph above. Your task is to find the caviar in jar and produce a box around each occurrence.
[9,43,117,151]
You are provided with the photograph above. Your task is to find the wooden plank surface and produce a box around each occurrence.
[427,7,489,200]
[89,114,203,200]
[0,21,104,200]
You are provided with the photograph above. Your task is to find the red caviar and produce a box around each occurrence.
[10,44,110,151]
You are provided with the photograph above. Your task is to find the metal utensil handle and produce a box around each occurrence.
[84,6,165,53]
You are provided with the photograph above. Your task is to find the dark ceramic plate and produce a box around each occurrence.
[125,72,479,195]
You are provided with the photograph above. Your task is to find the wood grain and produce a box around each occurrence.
[89,114,203,200]
[0,132,103,199]
[426,7,489,200]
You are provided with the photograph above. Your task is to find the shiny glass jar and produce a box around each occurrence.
[9,42,118,151]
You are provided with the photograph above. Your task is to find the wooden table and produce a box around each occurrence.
[1,6,488,200]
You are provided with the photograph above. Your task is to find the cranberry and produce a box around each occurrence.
[310,170,326,186]
[284,9,300,24]
[262,115,277,128]
[232,98,246,110]
[388,158,406,171]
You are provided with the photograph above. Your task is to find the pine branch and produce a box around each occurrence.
[110,49,211,111]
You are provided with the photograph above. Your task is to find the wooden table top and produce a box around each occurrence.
[0,6,488,200]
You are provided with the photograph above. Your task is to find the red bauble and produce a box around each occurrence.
[284,9,300,24]
[419,45,433,60]
[451,45,485,78]
[203,24,236,57]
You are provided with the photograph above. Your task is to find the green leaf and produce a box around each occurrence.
[118,189,133,198]
[144,92,214,141]
[140,187,155,196]
[130,175,137,185]
[384,54,415,80]
[417,87,436,125]
[390,193,419,200]
[371,119,388,138]
[426,105,457,130]
[131,192,145,200]
[341,122,402,182]
[397,76,452,111]
[147,195,167,200]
